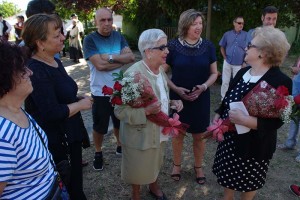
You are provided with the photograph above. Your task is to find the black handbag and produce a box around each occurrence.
[79,114,90,149]
[55,159,71,188]
[30,118,70,200]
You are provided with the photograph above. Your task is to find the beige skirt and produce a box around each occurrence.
[121,142,166,185]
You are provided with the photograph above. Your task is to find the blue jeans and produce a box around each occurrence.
[285,120,300,148]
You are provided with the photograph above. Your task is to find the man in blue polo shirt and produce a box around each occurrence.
[83,8,135,171]
[219,16,247,101]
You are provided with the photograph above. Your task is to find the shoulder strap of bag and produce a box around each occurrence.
[29,117,57,170]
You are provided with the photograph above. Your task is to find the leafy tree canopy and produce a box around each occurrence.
[0,1,21,17]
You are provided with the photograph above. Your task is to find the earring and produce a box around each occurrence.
[258,55,262,59]
[148,56,151,60]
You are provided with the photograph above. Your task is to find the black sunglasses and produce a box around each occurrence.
[235,22,244,25]
[247,42,258,49]
[151,44,168,51]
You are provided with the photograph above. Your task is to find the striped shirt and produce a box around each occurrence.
[0,112,55,199]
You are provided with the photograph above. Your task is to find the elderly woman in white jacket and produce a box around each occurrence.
[115,29,183,200]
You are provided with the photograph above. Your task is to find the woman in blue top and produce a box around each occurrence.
[0,41,56,199]
[165,9,218,184]
[22,14,92,199]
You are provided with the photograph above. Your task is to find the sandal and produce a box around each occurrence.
[82,159,89,167]
[194,166,206,185]
[170,163,181,181]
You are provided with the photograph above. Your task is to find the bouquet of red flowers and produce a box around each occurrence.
[242,80,294,123]
[102,71,189,137]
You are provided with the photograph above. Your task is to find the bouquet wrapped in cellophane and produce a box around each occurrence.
[102,71,189,137]
[202,80,295,142]
[242,80,294,123]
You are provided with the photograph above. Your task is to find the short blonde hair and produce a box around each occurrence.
[177,9,205,39]
[253,27,290,66]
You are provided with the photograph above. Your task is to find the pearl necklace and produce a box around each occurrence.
[142,60,159,77]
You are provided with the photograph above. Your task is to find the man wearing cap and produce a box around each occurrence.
[0,13,12,41]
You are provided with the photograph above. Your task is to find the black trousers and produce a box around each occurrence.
[49,141,87,200]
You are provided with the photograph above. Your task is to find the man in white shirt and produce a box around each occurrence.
[0,13,12,41]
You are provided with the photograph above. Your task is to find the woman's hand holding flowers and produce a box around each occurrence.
[228,108,248,125]
[212,113,221,123]
[170,100,183,112]
[144,101,161,115]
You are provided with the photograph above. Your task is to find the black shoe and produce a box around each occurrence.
[149,189,168,200]
[116,146,122,155]
[93,152,103,171]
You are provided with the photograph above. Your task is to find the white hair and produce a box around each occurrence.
[138,29,167,58]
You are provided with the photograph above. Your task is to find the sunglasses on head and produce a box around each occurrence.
[151,44,168,51]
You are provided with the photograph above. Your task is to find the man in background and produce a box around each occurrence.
[14,15,24,45]
[83,8,134,171]
[246,6,278,44]
[0,13,12,41]
[219,16,247,101]
[68,13,84,39]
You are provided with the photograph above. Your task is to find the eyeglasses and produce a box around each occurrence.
[151,44,168,51]
[235,22,244,25]
[247,43,258,49]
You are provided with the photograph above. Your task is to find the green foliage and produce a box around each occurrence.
[290,39,300,55]
[122,34,138,50]
[0,1,21,17]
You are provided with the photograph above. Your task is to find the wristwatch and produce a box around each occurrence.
[108,54,114,64]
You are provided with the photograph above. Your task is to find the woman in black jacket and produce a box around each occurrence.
[212,26,292,200]
[22,14,92,200]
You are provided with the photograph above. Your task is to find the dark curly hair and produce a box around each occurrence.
[0,40,29,98]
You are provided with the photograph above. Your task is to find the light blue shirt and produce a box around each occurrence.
[219,30,247,65]
[293,72,300,97]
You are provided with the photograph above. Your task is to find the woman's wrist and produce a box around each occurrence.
[202,83,207,91]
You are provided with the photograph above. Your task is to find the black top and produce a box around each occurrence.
[25,58,84,143]
[215,66,292,160]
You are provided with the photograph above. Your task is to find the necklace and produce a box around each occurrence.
[182,38,202,48]
[34,54,58,68]
[142,60,159,76]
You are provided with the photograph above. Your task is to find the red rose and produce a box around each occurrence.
[102,85,113,95]
[274,98,288,110]
[276,86,289,96]
[294,94,300,105]
[111,96,122,106]
[113,81,122,91]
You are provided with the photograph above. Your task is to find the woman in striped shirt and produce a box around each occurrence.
[0,41,56,199]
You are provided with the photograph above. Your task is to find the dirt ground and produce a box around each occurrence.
[65,54,300,200]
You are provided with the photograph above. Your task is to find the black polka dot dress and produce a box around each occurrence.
[212,77,270,192]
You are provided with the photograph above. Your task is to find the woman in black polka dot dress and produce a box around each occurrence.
[212,27,292,200]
